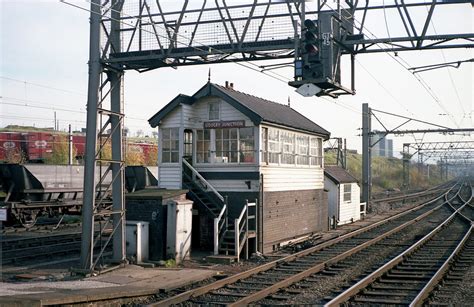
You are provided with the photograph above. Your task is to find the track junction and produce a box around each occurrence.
[150,179,473,306]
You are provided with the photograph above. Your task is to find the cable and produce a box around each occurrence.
[355,58,415,116]
[0,76,86,97]
[424,7,466,123]
[0,97,148,121]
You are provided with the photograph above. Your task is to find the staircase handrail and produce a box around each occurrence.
[234,202,249,261]
[182,159,224,203]
[214,204,228,255]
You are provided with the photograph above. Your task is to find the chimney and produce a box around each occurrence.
[229,82,234,89]
[225,81,229,88]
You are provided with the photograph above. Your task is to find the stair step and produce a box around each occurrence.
[207,255,237,264]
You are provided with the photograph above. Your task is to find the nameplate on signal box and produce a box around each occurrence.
[204,120,245,129]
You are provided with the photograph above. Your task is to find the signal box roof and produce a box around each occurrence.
[148,82,330,139]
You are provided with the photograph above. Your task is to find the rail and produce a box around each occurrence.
[214,204,228,255]
[409,225,472,307]
[325,184,472,306]
[182,159,224,202]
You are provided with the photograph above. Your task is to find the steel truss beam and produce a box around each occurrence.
[97,0,473,71]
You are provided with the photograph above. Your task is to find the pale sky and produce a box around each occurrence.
[1,0,473,162]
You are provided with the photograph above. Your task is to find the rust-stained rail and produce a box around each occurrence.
[409,225,472,307]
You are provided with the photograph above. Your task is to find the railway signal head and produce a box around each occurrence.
[303,19,320,59]
[290,11,355,98]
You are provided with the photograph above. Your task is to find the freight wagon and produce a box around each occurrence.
[0,131,157,164]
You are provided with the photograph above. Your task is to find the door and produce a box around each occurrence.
[183,129,193,164]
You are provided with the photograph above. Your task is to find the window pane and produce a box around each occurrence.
[222,128,229,139]
[162,152,170,163]
[230,151,238,163]
[171,152,179,163]
[209,102,220,120]
[230,128,238,139]
[170,128,179,139]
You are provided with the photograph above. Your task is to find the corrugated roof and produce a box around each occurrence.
[324,165,358,184]
[213,84,330,137]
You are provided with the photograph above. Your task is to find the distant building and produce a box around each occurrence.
[371,132,393,158]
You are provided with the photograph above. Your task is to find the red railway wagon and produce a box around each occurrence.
[22,132,55,161]
[0,130,157,163]
[72,135,86,158]
[0,132,23,161]
[128,142,157,156]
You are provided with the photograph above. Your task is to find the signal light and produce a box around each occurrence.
[303,19,319,56]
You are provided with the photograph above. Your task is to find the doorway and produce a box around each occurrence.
[183,129,193,164]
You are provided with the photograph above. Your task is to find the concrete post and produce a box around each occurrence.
[361,103,371,206]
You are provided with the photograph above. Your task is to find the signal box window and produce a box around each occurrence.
[196,129,211,163]
[161,128,179,163]
[209,102,220,120]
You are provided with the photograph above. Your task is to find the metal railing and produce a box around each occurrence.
[234,200,257,261]
[214,204,228,255]
[182,159,224,202]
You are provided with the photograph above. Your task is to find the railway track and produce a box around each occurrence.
[151,181,471,306]
[1,229,112,265]
[326,200,472,306]
[1,221,82,235]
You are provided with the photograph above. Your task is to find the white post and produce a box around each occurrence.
[245,201,249,260]
[214,218,219,255]
[235,218,239,262]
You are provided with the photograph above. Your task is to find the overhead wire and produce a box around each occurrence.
[423,6,466,119]
[0,98,149,121]
[0,76,86,97]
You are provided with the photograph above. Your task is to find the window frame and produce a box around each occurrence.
[161,128,179,164]
[196,129,211,163]
[343,184,352,202]
[208,101,220,120]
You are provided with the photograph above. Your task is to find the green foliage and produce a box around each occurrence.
[164,259,176,268]
[324,152,446,192]
[44,135,77,165]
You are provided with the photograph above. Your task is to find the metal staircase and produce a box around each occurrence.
[182,160,257,262]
